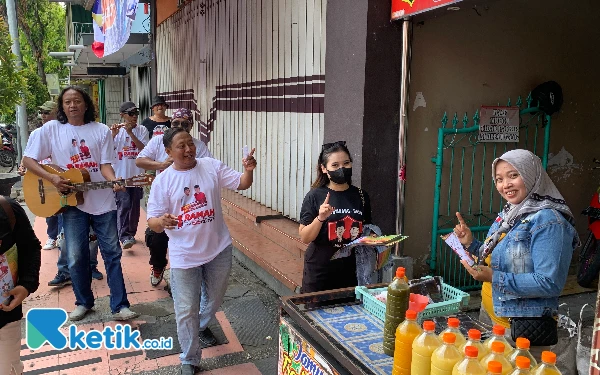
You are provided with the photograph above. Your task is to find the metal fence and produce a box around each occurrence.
[430,94,551,290]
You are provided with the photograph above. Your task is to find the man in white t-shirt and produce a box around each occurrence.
[22,86,139,322]
[136,108,213,287]
[111,102,149,249]
[146,126,256,374]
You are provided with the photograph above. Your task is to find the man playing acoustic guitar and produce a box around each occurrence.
[22,86,139,322]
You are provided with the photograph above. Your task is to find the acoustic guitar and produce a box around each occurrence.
[23,165,154,218]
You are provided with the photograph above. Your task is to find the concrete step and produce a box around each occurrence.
[221,190,307,259]
[221,190,305,295]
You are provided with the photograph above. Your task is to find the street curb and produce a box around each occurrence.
[232,246,295,297]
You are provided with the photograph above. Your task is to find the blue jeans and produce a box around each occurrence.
[62,207,130,313]
[170,246,232,366]
[115,187,143,242]
[57,228,99,276]
[46,214,63,240]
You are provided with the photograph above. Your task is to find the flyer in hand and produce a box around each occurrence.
[441,232,475,267]
[330,235,408,266]
[0,244,17,305]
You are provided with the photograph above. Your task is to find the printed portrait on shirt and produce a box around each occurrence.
[178,184,213,228]
[79,139,91,158]
[180,187,194,207]
[67,137,97,172]
[118,133,140,160]
[328,216,363,248]
[153,125,168,137]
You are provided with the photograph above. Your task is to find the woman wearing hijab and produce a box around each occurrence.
[454,149,578,367]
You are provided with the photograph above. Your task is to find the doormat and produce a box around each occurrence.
[139,317,229,359]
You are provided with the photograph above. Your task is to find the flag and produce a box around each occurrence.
[91,0,139,58]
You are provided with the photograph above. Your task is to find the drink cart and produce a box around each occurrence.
[278,282,473,375]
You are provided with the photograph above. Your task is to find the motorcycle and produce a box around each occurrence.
[577,158,600,287]
[0,130,16,170]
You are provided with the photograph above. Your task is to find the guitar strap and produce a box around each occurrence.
[0,196,16,231]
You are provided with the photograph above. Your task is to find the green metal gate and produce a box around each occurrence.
[429,95,551,290]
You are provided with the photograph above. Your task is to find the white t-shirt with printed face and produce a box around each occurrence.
[24,120,117,215]
[26,128,51,164]
[137,134,213,175]
[146,158,242,269]
[112,125,149,178]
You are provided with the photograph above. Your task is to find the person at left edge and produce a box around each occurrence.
[0,197,41,375]
[111,101,149,249]
[22,86,139,322]
[18,101,60,250]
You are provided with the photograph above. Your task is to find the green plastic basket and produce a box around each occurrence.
[355,282,470,323]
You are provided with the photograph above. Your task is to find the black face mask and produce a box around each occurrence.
[327,167,352,184]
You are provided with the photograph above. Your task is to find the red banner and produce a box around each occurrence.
[391,0,463,20]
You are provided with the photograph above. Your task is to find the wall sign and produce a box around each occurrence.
[391,0,463,20]
[478,106,520,143]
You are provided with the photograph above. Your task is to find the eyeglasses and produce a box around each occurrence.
[125,110,139,116]
[321,141,346,151]
[39,110,51,115]
[172,120,192,128]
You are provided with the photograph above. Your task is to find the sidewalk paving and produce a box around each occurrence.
[20,204,280,375]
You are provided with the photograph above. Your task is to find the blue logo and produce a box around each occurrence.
[26,308,173,350]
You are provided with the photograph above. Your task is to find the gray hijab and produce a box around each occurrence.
[478,149,574,265]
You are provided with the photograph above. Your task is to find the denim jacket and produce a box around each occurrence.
[468,208,578,318]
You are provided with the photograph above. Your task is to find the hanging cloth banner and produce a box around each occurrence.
[92,0,139,58]
[391,0,463,20]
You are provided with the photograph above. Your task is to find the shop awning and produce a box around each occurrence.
[391,0,463,20]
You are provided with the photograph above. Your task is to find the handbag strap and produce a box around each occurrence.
[0,196,15,231]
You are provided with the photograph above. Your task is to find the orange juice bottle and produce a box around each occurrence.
[481,342,514,375]
[483,325,514,356]
[431,333,463,375]
[383,267,410,356]
[487,361,503,375]
[508,356,532,374]
[507,338,537,368]
[460,329,489,361]
[392,309,422,375]
[452,346,486,375]
[411,320,442,374]
[439,317,467,349]
[531,351,562,375]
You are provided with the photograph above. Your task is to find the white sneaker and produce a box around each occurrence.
[69,306,91,321]
[43,238,57,250]
[112,307,139,321]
